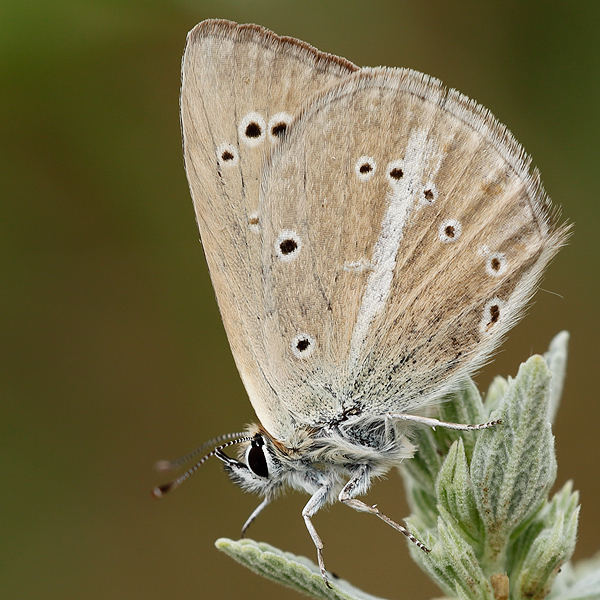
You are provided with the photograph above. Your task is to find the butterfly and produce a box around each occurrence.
[154,19,568,585]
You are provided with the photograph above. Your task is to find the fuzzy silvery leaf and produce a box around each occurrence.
[513,508,579,600]
[436,438,483,554]
[401,379,487,528]
[402,474,439,531]
[549,551,600,600]
[517,481,578,561]
[215,538,386,600]
[544,331,569,424]
[510,481,579,600]
[403,422,442,491]
[484,376,508,415]
[435,379,488,461]
[407,517,494,600]
[470,354,557,571]
[508,481,578,577]
[401,425,442,528]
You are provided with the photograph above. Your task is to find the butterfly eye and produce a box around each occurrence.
[247,436,269,478]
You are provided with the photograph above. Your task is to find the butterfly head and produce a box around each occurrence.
[218,423,352,504]
[217,427,289,497]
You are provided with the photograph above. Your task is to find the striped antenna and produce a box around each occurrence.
[152,436,252,498]
[154,432,248,473]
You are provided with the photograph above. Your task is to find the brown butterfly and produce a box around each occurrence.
[154,19,568,585]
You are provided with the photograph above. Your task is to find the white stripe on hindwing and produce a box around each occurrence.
[348,129,442,378]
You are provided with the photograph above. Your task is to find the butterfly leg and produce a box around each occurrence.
[386,412,500,431]
[241,496,271,537]
[302,485,333,587]
[339,464,430,553]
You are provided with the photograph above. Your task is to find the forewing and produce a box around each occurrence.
[258,67,568,425]
[180,20,357,438]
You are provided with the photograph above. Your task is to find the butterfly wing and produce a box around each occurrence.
[180,20,357,438]
[257,67,569,426]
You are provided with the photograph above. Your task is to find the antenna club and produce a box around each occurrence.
[152,481,179,498]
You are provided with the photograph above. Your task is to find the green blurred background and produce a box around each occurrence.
[2,1,598,599]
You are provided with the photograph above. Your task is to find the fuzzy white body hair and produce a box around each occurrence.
[225,418,415,505]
